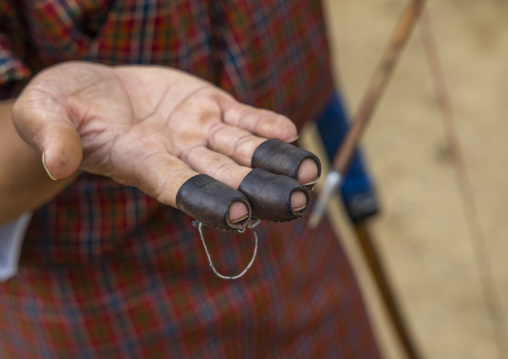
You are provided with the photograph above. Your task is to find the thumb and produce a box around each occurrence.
[41,122,83,180]
[12,96,83,180]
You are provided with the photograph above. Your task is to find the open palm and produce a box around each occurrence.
[13,62,317,226]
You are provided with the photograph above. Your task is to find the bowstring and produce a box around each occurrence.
[420,10,506,357]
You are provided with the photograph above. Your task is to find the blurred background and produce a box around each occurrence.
[304,0,508,358]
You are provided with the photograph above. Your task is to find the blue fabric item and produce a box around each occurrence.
[315,94,379,222]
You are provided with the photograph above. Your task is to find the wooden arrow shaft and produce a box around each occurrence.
[354,222,422,359]
[323,2,428,358]
[332,0,426,175]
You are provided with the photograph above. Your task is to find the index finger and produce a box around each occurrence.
[221,101,298,143]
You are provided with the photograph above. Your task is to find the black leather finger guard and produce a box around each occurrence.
[251,139,321,189]
[238,168,309,222]
[176,174,251,232]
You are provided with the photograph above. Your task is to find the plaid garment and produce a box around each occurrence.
[0,1,382,358]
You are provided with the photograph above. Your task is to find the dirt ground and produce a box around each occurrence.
[305,1,508,358]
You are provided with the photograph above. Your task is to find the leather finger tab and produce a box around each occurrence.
[251,139,322,186]
[176,174,251,232]
[238,168,309,222]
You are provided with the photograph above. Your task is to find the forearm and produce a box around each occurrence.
[0,100,77,224]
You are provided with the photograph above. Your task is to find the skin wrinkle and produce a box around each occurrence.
[139,85,171,123]
[206,123,264,166]
[98,123,130,176]
[110,69,137,124]
[14,104,69,156]
[23,86,64,110]
[178,144,206,165]
[73,105,94,134]
[124,70,171,123]
[65,76,112,103]
[161,86,220,162]
[231,133,258,163]
[60,71,132,169]
[154,166,177,200]
[116,65,180,114]
[209,161,240,185]
[228,104,253,128]
[18,107,61,149]
[181,145,247,189]
[184,146,238,176]
[71,69,170,177]
[80,127,113,173]
[177,107,220,136]
[125,68,160,120]
[205,121,227,150]
[250,112,265,135]
[108,127,178,185]
[155,165,191,204]
[207,122,255,160]
[18,87,67,127]
[104,120,175,170]
[135,152,173,198]
[60,64,121,127]
[224,102,296,142]
[160,83,211,125]
[172,105,221,161]
[240,107,270,135]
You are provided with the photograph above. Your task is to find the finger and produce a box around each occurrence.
[135,152,251,230]
[298,158,320,187]
[207,126,320,186]
[180,145,252,189]
[12,93,83,180]
[206,124,266,167]
[182,146,309,220]
[251,139,321,189]
[221,101,298,142]
[238,168,310,222]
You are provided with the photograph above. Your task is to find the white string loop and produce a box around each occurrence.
[194,220,260,280]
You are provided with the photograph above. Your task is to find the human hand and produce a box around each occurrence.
[12,62,320,230]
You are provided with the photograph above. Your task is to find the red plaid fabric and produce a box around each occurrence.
[0,1,382,358]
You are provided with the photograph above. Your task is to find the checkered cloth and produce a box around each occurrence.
[0,1,382,357]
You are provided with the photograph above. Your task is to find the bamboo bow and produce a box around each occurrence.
[309,1,506,358]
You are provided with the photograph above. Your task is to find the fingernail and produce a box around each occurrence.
[290,190,307,212]
[286,135,300,143]
[229,201,249,224]
[42,152,57,180]
[303,178,319,186]
[297,158,319,185]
